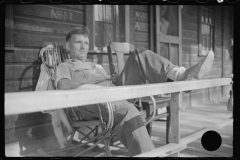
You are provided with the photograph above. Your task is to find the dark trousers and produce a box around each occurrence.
[77,48,176,156]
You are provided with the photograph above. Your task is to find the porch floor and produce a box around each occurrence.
[5,98,233,157]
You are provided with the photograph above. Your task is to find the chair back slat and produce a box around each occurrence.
[108,42,135,74]
[110,42,135,54]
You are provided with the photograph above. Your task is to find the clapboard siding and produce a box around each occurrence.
[134,42,149,50]
[13,5,85,23]
[222,6,233,97]
[212,6,223,82]
[133,21,149,32]
[14,32,66,47]
[182,39,198,47]
[182,21,198,32]
[133,5,150,50]
[181,5,230,108]
[134,31,149,42]
[182,5,198,16]
[134,5,148,12]
[181,52,222,64]
[5,64,40,80]
[5,79,38,93]
[5,49,40,63]
[182,29,198,40]
[5,5,86,145]
[14,16,82,35]
[12,5,85,48]
[182,12,198,24]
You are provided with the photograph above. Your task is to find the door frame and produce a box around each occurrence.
[150,5,182,66]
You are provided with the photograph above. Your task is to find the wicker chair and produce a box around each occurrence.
[37,43,157,157]
[37,44,115,157]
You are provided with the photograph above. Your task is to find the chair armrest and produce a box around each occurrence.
[138,97,171,105]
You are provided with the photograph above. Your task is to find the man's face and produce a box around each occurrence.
[66,34,89,60]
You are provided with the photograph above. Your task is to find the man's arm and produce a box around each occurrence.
[111,73,119,86]
[57,79,85,90]
[57,79,110,90]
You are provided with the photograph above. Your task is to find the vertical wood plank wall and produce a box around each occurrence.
[181,6,232,106]
[222,6,233,97]
[181,6,199,108]
[133,5,150,49]
[5,5,233,145]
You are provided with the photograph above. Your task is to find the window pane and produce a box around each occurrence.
[95,21,105,48]
[201,7,204,22]
[160,43,169,60]
[202,38,206,50]
[115,5,119,24]
[95,5,104,22]
[205,8,208,23]
[94,5,125,52]
[170,44,179,65]
[159,5,178,36]
[105,24,114,45]
[105,5,113,23]
[206,24,208,35]
[210,26,213,37]
[202,24,208,35]
[199,6,214,56]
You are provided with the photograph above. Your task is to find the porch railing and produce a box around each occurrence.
[5,78,232,157]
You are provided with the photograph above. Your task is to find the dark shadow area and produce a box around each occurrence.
[18,60,40,92]
[14,55,52,156]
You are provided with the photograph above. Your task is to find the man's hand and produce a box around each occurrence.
[111,73,119,84]
[77,84,109,89]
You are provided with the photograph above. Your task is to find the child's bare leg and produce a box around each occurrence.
[58,109,73,134]
[51,113,66,149]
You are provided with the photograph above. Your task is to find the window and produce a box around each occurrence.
[159,5,179,37]
[156,5,181,66]
[93,5,125,52]
[199,6,214,56]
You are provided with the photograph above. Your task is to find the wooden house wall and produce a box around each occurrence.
[222,6,233,97]
[5,5,86,144]
[181,5,232,106]
[181,6,200,108]
[132,5,150,49]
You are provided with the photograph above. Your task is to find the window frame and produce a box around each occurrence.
[86,5,130,53]
[155,5,182,66]
[198,6,215,57]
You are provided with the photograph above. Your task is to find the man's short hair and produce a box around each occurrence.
[66,26,89,42]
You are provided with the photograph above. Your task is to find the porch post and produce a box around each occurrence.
[169,92,181,156]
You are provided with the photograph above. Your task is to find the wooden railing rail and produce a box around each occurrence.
[5,78,231,116]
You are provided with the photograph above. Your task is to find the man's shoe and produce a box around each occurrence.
[178,50,214,81]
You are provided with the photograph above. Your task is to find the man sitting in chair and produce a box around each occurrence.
[55,26,214,156]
